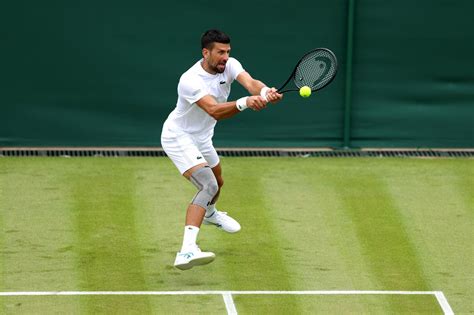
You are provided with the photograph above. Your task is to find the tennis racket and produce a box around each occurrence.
[277,48,338,93]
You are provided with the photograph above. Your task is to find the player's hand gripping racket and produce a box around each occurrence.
[277,48,338,94]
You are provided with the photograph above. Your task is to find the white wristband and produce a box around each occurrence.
[260,87,270,101]
[236,97,249,111]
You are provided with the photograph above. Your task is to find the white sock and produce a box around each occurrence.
[206,204,216,218]
[181,225,199,252]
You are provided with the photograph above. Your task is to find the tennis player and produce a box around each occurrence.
[161,29,283,270]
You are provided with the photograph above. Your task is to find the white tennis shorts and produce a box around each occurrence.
[161,128,220,174]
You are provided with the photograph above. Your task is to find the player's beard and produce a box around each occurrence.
[211,61,226,73]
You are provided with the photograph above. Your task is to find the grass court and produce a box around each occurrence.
[0,157,472,314]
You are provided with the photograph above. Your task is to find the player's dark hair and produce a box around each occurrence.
[201,29,230,50]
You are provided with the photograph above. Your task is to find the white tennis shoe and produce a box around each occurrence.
[174,246,215,270]
[203,210,241,233]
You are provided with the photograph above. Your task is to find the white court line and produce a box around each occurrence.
[0,290,441,296]
[222,292,238,315]
[434,291,454,315]
[0,290,454,315]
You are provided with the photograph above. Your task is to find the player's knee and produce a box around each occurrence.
[206,176,219,196]
[189,166,218,208]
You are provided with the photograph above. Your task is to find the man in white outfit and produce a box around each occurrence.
[161,29,283,270]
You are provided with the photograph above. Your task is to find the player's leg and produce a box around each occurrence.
[161,133,216,269]
[183,164,223,229]
[196,138,223,218]
[199,148,241,233]
[174,164,220,270]
[210,163,223,206]
[183,163,209,227]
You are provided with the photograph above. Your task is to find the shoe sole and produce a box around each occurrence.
[174,254,215,270]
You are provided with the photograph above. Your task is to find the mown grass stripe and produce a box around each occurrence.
[382,159,474,314]
[331,161,434,313]
[70,159,151,314]
[260,158,386,313]
[215,159,303,314]
[0,158,82,313]
[451,160,474,216]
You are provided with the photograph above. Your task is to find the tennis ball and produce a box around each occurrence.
[299,86,311,98]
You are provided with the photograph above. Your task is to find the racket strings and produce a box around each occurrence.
[293,50,337,90]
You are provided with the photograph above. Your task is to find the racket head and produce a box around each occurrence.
[279,48,338,93]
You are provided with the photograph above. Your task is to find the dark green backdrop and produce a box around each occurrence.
[1,0,473,148]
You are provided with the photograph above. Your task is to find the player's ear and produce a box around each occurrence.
[202,48,209,60]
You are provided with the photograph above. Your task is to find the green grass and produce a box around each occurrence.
[0,157,473,314]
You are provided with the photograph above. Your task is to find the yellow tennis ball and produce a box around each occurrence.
[299,86,311,98]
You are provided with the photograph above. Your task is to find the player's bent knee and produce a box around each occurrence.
[207,179,219,196]
[189,166,218,208]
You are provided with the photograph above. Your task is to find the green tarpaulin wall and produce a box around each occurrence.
[1,0,473,148]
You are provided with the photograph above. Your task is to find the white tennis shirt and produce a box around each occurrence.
[162,57,245,136]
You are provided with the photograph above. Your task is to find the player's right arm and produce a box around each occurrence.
[179,76,267,120]
[196,95,267,120]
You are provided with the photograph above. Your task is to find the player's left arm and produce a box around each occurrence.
[236,71,283,103]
